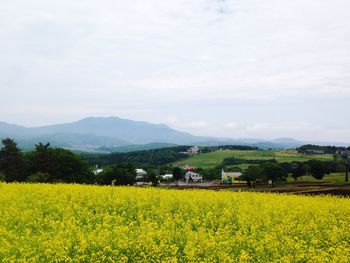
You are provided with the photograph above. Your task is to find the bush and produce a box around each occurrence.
[97,163,136,185]
[27,172,50,183]
[0,171,5,182]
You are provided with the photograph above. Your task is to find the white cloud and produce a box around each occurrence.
[0,0,350,141]
[186,121,208,129]
[224,123,238,129]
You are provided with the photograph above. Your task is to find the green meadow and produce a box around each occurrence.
[174,149,334,169]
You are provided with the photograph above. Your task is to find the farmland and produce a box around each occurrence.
[1,183,349,262]
[174,149,334,169]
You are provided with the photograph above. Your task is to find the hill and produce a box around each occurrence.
[173,149,334,169]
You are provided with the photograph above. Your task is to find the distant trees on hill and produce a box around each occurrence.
[83,145,260,166]
[200,145,259,153]
[297,144,350,154]
[83,146,190,166]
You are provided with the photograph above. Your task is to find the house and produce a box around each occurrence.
[135,169,147,182]
[185,171,202,183]
[184,165,196,171]
[187,146,199,154]
[221,170,242,184]
[93,165,103,176]
[161,174,173,180]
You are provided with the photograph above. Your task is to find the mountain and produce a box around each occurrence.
[0,117,348,152]
[30,117,204,144]
[0,117,206,151]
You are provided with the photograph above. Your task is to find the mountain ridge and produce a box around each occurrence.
[0,117,348,152]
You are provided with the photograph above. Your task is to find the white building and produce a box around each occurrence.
[185,171,202,183]
[161,174,173,180]
[93,165,103,176]
[221,170,242,183]
[135,169,147,181]
[187,146,199,154]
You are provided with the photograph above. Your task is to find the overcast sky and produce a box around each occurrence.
[1,0,350,142]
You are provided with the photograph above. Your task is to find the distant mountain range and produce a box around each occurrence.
[0,117,348,152]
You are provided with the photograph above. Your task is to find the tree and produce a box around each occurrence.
[290,162,306,181]
[27,143,57,177]
[27,172,50,183]
[27,143,93,183]
[307,160,330,180]
[261,163,288,186]
[337,151,349,182]
[97,163,136,185]
[147,169,159,187]
[241,165,263,188]
[198,166,222,181]
[0,171,5,182]
[0,138,26,182]
[172,167,182,186]
[342,153,349,182]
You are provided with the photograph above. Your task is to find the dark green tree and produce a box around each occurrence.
[27,143,93,183]
[337,151,349,182]
[27,172,50,183]
[199,165,224,181]
[97,163,136,185]
[172,167,182,186]
[147,169,159,187]
[27,143,56,177]
[0,138,26,182]
[307,160,330,180]
[342,153,349,182]
[290,162,306,181]
[241,165,263,188]
[261,163,288,186]
[54,148,93,183]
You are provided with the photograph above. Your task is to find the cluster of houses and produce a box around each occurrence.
[94,165,243,185]
[180,146,200,154]
[93,146,245,185]
[135,166,204,185]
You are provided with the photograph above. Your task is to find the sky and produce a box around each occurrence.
[1,0,350,142]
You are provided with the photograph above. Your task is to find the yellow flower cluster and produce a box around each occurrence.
[0,183,349,262]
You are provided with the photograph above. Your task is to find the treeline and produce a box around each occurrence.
[190,157,346,184]
[0,138,93,183]
[297,144,350,154]
[84,145,259,166]
[83,146,190,166]
[241,160,343,188]
[200,145,258,153]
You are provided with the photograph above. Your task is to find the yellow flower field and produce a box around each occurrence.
[0,183,349,262]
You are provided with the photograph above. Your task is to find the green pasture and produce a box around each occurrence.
[287,173,347,184]
[174,149,334,169]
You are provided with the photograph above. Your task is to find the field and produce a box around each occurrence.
[286,173,346,184]
[1,184,350,262]
[174,150,334,169]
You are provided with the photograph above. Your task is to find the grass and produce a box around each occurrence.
[174,149,334,169]
[287,173,348,184]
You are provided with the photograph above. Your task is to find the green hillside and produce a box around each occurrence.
[174,149,334,169]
